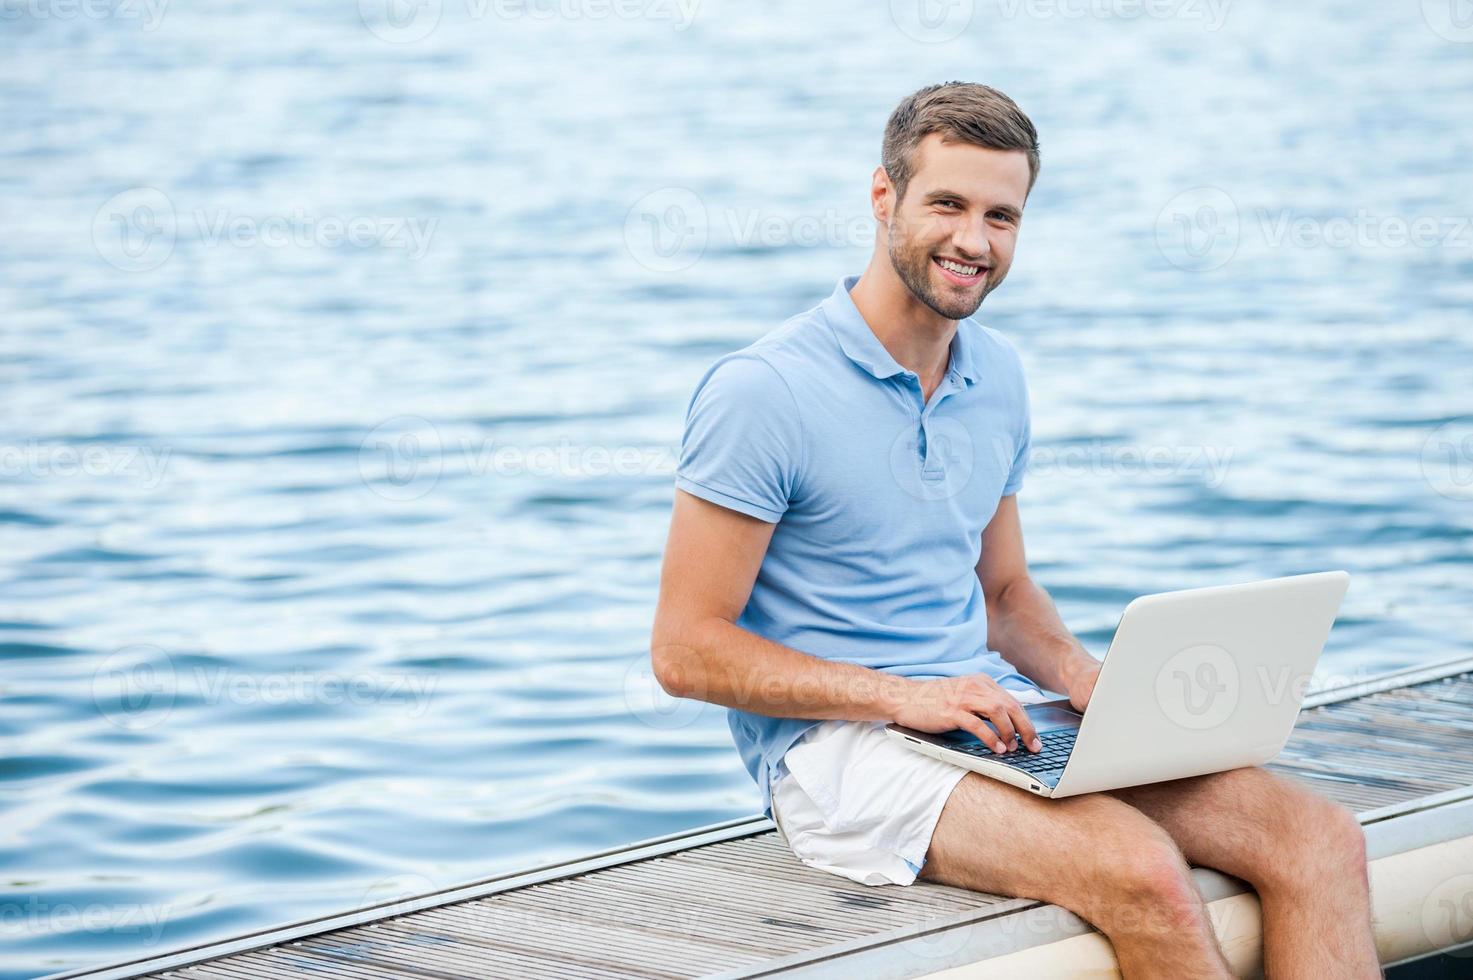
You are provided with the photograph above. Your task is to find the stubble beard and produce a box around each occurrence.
[886,218,996,321]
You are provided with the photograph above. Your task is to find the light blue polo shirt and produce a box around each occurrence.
[675,274,1042,819]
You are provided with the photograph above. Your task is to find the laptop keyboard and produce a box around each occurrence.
[949,728,1077,774]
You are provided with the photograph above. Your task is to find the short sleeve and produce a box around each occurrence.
[675,354,804,523]
[1001,351,1031,497]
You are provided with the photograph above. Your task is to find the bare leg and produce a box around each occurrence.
[918,772,1233,978]
[1106,766,1381,979]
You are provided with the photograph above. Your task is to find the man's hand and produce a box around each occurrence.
[1064,656,1103,713]
[891,675,1043,754]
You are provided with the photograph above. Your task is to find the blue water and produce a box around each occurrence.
[3,2,1472,977]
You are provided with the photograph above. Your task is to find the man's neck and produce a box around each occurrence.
[847,254,957,398]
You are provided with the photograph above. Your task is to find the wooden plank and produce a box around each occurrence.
[415,904,756,973]
[294,931,618,980]
[520,872,860,950]
[360,919,686,980]
[503,879,832,950]
[485,883,813,949]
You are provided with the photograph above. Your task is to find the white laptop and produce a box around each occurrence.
[885,571,1350,798]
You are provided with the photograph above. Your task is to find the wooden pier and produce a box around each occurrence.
[45,654,1473,979]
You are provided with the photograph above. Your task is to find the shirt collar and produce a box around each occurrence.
[820,274,981,386]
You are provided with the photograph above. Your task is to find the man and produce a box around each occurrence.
[650,82,1379,977]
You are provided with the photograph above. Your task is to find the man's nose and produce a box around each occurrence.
[952,218,991,261]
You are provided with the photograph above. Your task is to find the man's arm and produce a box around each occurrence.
[650,489,1040,751]
[978,495,1102,708]
[650,489,910,721]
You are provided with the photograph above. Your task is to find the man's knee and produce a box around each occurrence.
[1010,794,1205,937]
[1086,825,1205,939]
[922,780,1203,915]
[1268,793,1368,892]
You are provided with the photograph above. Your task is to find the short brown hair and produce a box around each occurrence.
[882,82,1041,203]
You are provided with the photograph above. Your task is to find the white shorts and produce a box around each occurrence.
[770,686,1054,887]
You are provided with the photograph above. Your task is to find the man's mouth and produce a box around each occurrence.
[933,256,989,285]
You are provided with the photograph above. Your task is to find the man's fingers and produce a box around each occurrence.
[955,713,1007,753]
[1004,695,1042,751]
[933,679,1043,753]
[969,679,1043,752]
[972,700,1016,753]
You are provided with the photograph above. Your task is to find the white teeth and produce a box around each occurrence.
[938,258,980,276]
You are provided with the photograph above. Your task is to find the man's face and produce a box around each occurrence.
[884,133,1031,320]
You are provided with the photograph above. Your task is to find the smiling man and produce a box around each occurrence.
[651,82,1379,977]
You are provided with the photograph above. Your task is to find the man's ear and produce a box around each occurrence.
[870,166,894,224]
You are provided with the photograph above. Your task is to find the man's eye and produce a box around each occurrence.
[936,200,961,210]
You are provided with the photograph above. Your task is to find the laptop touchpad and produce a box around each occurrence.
[1024,704,1083,733]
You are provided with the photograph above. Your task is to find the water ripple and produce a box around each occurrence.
[3,2,1472,979]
